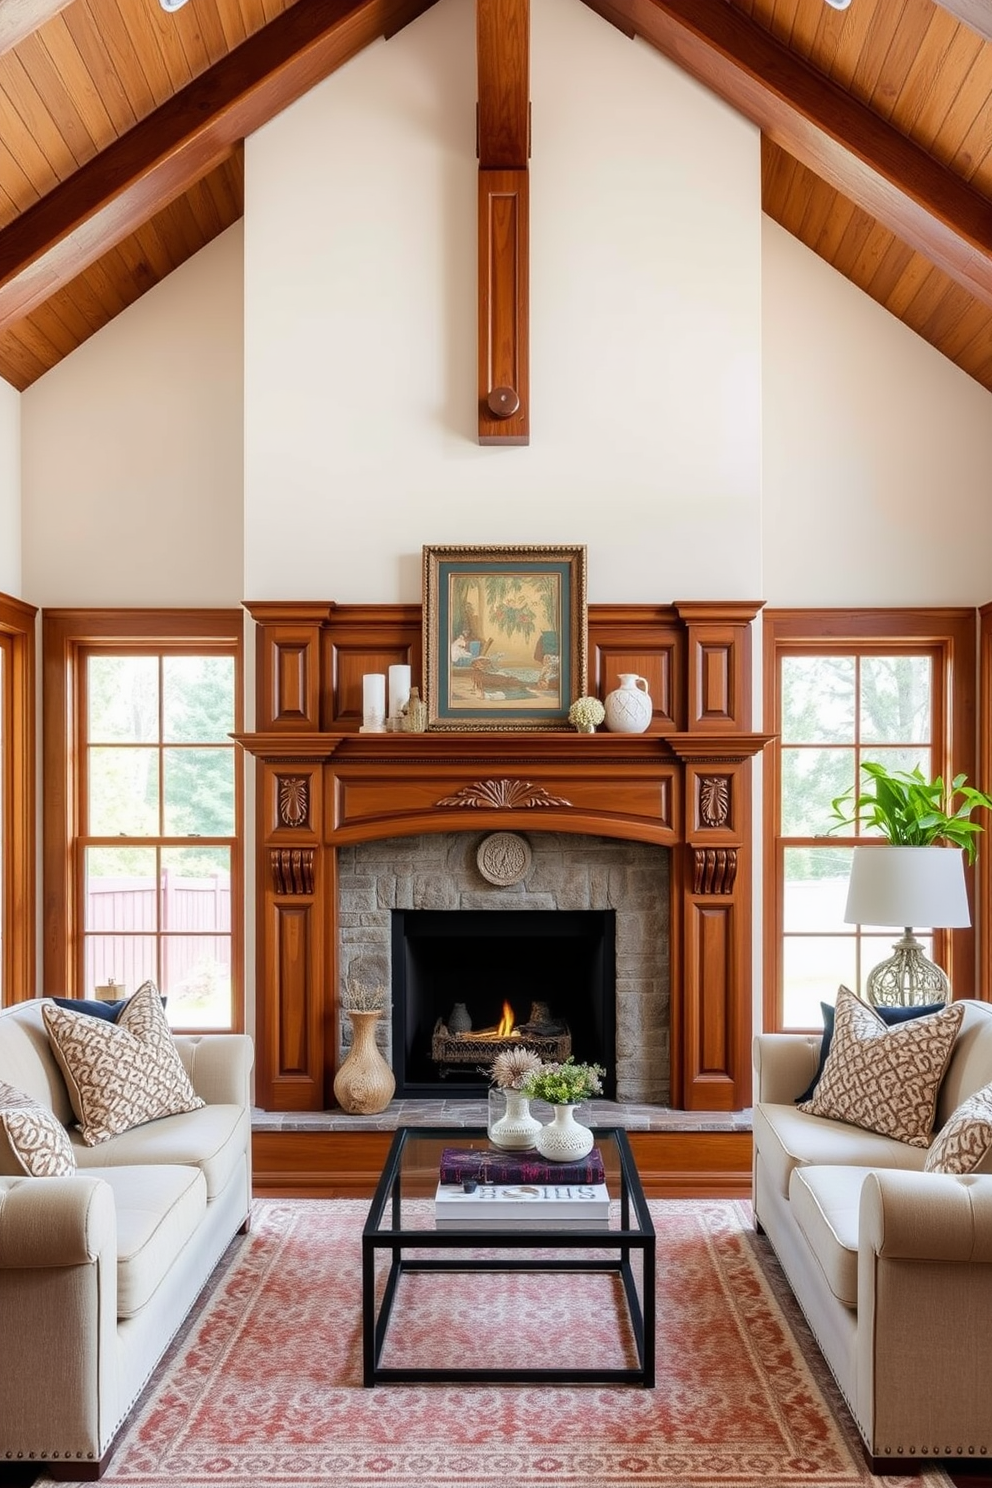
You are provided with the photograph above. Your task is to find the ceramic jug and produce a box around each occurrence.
[604,673,652,734]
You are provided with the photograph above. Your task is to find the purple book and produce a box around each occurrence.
[438,1145,606,1186]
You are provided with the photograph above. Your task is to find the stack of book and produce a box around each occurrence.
[434,1146,610,1230]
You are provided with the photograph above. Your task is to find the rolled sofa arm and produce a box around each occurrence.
[0,1175,116,1267]
[175,1033,254,1107]
[752,1033,821,1106]
[859,1169,992,1262]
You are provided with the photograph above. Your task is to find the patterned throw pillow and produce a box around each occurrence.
[0,1081,76,1177]
[42,980,204,1146]
[925,1084,992,1175]
[798,985,964,1148]
[795,996,946,1103]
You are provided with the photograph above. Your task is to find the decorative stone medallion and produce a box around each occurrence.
[477,832,532,886]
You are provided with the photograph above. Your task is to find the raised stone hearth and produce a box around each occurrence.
[338,831,670,1103]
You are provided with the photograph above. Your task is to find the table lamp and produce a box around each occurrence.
[843,844,970,1007]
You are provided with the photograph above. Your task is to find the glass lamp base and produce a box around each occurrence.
[865,930,949,1008]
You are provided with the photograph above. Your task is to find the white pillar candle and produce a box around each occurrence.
[388,664,412,719]
[361,673,386,732]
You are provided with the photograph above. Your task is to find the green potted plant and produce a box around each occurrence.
[830,762,992,1006]
[830,762,992,862]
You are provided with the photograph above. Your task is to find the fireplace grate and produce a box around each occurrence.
[430,1018,572,1078]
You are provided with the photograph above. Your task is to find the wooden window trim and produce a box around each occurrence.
[0,592,37,1005]
[980,602,992,996]
[42,608,245,1029]
[762,608,978,1033]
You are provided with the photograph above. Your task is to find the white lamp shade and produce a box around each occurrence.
[844,845,971,929]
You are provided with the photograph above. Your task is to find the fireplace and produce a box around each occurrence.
[338,831,668,1103]
[239,597,767,1113]
[390,908,617,1098]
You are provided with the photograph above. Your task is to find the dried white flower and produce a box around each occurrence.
[490,1046,543,1090]
[568,696,606,729]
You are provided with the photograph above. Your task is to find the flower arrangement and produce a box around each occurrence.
[488,1046,543,1090]
[568,695,605,732]
[342,981,388,1013]
[522,1057,605,1105]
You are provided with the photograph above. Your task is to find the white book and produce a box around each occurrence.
[433,1181,610,1222]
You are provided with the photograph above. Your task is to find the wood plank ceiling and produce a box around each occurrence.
[0,0,990,393]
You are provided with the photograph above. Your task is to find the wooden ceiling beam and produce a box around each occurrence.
[0,0,438,332]
[581,0,992,311]
[477,0,530,445]
[0,0,73,57]
[934,1,992,42]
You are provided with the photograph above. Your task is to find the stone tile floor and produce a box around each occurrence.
[252,1099,753,1133]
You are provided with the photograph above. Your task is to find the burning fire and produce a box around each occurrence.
[452,1000,519,1040]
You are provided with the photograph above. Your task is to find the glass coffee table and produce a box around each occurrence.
[362,1125,655,1387]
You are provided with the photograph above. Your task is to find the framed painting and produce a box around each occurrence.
[423,544,587,731]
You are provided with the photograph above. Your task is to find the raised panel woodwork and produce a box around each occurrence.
[258,899,324,1110]
[682,900,738,1110]
[478,169,529,444]
[335,647,414,727]
[251,1127,753,1199]
[247,602,330,731]
[330,766,678,841]
[0,592,37,1005]
[676,601,761,732]
[588,606,683,729]
[324,606,421,727]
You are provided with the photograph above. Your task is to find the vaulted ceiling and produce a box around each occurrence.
[1,0,991,393]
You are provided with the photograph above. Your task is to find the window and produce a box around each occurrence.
[43,611,244,1030]
[763,610,977,1032]
[0,594,37,1007]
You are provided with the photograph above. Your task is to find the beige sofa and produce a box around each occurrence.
[0,997,253,1480]
[753,997,992,1472]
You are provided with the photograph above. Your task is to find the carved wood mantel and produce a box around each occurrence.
[237,600,770,1115]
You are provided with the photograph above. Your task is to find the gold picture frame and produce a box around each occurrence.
[423,544,588,731]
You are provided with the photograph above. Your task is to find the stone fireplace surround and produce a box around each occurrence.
[338,831,671,1104]
[237,598,769,1115]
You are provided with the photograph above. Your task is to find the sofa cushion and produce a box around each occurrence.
[85,1164,207,1318]
[0,1080,76,1177]
[935,1000,992,1126]
[796,997,945,1103]
[798,986,963,1147]
[925,1083,992,1175]
[73,1102,249,1202]
[42,981,204,1146]
[788,1165,865,1308]
[754,1101,926,1200]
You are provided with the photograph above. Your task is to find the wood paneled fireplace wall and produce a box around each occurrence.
[238,600,769,1114]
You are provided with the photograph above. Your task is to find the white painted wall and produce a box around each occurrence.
[244,0,763,604]
[762,218,992,607]
[20,224,245,608]
[0,379,20,597]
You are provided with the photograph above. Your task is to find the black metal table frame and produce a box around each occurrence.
[362,1124,656,1387]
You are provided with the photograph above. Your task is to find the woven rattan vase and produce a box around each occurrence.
[333,1010,395,1114]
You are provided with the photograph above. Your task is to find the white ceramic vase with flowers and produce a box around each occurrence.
[487,1047,544,1150]
[522,1058,605,1161]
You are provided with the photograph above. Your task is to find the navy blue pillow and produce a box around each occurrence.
[795,995,946,1104]
[51,996,128,1021]
[49,994,167,1022]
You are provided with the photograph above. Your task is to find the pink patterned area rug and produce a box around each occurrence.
[40,1198,952,1488]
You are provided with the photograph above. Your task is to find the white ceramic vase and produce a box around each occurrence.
[489,1089,542,1150]
[604,673,652,734]
[535,1103,595,1162]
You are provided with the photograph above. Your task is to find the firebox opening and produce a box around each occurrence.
[391,909,616,1099]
